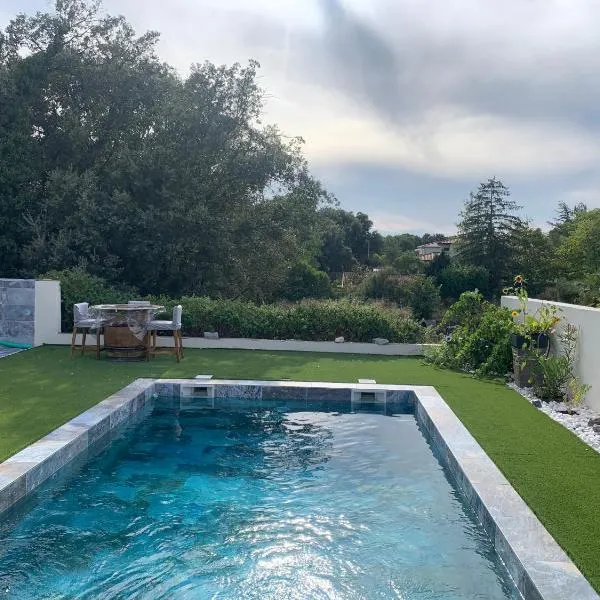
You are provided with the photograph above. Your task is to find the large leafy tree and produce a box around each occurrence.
[0,0,331,299]
[555,209,600,280]
[316,208,383,274]
[510,224,553,295]
[456,177,523,293]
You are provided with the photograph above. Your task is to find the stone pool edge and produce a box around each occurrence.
[0,378,596,600]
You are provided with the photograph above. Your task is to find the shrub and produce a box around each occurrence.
[280,263,331,301]
[437,264,490,300]
[440,290,484,331]
[43,267,137,331]
[404,275,440,320]
[361,269,440,319]
[177,298,424,343]
[361,268,402,302]
[426,291,514,376]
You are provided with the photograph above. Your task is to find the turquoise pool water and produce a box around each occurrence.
[0,400,521,599]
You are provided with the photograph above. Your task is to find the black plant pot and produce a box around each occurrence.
[511,333,550,350]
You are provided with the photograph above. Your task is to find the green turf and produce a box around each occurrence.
[1,345,599,590]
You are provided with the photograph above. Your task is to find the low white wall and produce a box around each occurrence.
[45,332,429,356]
[34,280,62,347]
[502,295,600,411]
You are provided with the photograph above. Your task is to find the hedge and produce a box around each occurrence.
[49,268,424,343]
[169,297,424,343]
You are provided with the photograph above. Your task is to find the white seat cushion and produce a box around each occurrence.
[148,320,179,331]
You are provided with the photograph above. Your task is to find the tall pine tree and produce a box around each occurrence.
[456,177,523,294]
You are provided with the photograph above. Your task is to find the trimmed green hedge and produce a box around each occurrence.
[160,297,424,343]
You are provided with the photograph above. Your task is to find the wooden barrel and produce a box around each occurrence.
[104,326,149,360]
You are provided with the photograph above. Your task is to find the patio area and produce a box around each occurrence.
[1,345,599,592]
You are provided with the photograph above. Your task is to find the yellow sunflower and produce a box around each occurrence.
[514,275,524,284]
[511,310,519,318]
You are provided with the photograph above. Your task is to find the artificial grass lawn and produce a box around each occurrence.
[1,345,599,590]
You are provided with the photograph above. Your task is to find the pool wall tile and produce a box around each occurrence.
[262,387,307,402]
[0,475,27,514]
[307,387,351,402]
[214,385,262,400]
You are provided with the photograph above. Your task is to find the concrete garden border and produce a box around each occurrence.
[0,378,596,600]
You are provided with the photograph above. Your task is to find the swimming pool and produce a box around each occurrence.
[0,397,521,599]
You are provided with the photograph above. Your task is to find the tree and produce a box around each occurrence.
[382,234,421,265]
[317,208,382,273]
[510,224,553,296]
[279,262,331,301]
[436,264,490,300]
[0,1,332,299]
[419,233,448,245]
[548,201,587,248]
[425,252,450,278]
[393,251,423,275]
[456,177,523,293]
[555,209,600,279]
[361,269,440,319]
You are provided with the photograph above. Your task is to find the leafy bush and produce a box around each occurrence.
[43,267,137,331]
[426,291,514,376]
[48,269,423,342]
[361,269,440,319]
[280,263,331,301]
[405,276,441,320]
[176,297,424,342]
[440,290,485,330]
[532,354,571,400]
[436,264,490,300]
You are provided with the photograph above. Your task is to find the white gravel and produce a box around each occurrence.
[507,382,600,454]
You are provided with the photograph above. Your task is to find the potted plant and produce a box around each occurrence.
[504,275,561,387]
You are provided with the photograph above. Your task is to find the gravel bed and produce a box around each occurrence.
[508,382,600,454]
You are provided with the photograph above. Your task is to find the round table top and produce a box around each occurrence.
[92,304,164,312]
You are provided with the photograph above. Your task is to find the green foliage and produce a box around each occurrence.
[382,234,421,265]
[440,290,485,330]
[316,209,383,275]
[427,291,514,376]
[44,267,137,331]
[532,324,591,408]
[280,263,332,302]
[532,354,571,400]
[436,264,490,300]
[0,1,332,299]
[511,225,554,296]
[361,269,440,319]
[177,298,424,342]
[405,275,441,320]
[392,251,423,274]
[555,209,600,280]
[361,268,403,302]
[456,177,523,293]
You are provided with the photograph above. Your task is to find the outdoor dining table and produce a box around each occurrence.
[91,304,164,360]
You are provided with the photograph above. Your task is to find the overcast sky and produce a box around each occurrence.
[3,0,600,234]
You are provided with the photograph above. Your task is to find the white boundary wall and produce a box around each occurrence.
[502,295,600,411]
[34,280,62,347]
[32,279,427,356]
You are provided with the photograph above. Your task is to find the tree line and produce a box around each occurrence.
[1,1,598,311]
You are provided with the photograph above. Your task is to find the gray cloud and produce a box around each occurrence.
[305,0,600,130]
